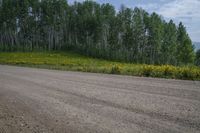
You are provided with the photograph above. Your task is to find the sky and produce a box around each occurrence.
[68,0,200,42]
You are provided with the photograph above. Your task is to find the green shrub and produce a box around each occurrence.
[150,66,164,78]
[177,68,196,80]
[142,65,154,77]
[163,65,174,77]
[110,65,121,74]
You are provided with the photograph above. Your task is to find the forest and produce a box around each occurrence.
[0,0,197,65]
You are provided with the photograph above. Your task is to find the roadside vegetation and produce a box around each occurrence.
[0,0,196,65]
[0,52,199,80]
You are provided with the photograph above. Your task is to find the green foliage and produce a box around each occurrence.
[0,52,199,80]
[177,22,195,64]
[0,0,196,66]
[195,49,200,66]
[110,65,121,74]
[161,20,177,65]
[142,65,154,77]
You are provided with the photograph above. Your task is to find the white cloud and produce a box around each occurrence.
[158,0,200,42]
[136,3,160,12]
[158,0,200,19]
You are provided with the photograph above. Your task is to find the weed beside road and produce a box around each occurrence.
[0,52,199,80]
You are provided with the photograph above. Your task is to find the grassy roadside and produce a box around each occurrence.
[0,52,200,80]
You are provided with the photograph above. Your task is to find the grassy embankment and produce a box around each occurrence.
[0,52,200,80]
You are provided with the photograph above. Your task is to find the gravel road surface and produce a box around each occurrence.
[0,65,200,133]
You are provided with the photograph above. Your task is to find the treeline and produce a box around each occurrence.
[0,0,195,65]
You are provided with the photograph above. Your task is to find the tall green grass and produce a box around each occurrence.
[0,52,200,80]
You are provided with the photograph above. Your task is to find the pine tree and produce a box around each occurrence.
[177,22,195,64]
[195,49,200,66]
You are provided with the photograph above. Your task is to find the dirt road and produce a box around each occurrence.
[0,65,200,133]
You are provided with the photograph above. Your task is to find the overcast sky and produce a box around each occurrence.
[68,0,200,42]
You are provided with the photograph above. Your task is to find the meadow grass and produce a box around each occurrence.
[0,51,200,80]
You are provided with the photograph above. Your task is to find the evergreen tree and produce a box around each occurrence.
[177,22,195,64]
[195,49,200,66]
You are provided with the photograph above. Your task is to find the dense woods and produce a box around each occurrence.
[0,0,196,65]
